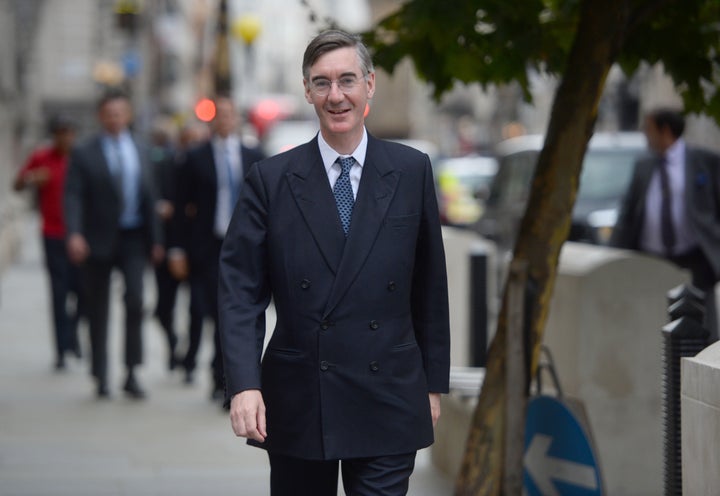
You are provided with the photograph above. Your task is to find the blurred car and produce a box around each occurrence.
[475,132,647,251]
[389,139,440,165]
[262,119,319,157]
[435,155,499,226]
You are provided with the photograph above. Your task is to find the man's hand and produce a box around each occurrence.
[151,244,165,266]
[429,393,442,427]
[155,200,174,221]
[230,389,267,443]
[167,251,189,280]
[66,233,89,265]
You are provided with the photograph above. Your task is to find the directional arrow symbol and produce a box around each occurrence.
[524,433,599,496]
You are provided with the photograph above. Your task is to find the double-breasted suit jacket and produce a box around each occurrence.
[172,140,265,268]
[219,134,451,460]
[611,147,720,278]
[64,134,161,259]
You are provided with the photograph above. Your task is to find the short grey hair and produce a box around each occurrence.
[302,29,374,81]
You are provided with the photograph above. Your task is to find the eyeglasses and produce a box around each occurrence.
[307,75,365,96]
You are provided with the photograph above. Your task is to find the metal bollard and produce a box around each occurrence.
[469,245,489,367]
[662,283,710,496]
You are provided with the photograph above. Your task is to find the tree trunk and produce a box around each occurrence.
[454,0,630,494]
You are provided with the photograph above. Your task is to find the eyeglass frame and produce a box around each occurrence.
[306,72,370,97]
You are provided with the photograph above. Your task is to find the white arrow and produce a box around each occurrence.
[524,433,599,496]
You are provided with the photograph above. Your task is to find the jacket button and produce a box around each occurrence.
[320,361,329,371]
[369,361,380,372]
[300,279,311,289]
[320,320,330,330]
[369,320,379,330]
[387,281,396,291]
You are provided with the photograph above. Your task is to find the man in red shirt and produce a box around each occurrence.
[14,115,82,370]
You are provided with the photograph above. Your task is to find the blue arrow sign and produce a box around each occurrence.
[524,395,603,496]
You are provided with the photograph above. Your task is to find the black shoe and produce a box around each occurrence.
[168,354,179,371]
[54,356,66,371]
[97,382,110,399]
[184,368,194,385]
[210,387,224,402]
[123,374,147,400]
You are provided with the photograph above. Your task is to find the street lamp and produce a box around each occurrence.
[231,13,262,109]
[231,14,262,46]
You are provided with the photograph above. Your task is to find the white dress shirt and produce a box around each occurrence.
[102,131,142,229]
[640,138,698,256]
[317,128,368,199]
[213,135,242,237]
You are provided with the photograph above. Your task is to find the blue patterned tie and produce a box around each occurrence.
[333,156,355,236]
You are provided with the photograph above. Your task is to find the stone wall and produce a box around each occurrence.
[681,342,720,494]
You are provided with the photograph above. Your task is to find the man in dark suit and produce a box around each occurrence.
[612,107,720,339]
[168,97,264,399]
[152,121,210,373]
[65,90,163,399]
[218,30,450,495]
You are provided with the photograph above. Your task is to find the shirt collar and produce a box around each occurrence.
[213,134,240,151]
[102,130,131,145]
[665,138,685,166]
[318,128,368,174]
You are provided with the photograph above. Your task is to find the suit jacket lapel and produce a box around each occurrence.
[323,135,399,316]
[286,138,346,274]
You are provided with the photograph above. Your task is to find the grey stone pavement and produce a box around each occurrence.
[0,213,454,496]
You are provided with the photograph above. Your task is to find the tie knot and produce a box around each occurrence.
[338,156,354,175]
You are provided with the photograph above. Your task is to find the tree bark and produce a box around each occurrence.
[454,0,631,494]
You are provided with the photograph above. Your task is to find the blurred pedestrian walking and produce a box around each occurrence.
[151,119,209,374]
[149,120,181,372]
[612,107,720,339]
[64,89,164,399]
[13,114,83,371]
[168,97,264,403]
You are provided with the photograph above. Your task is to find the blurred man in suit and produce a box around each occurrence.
[152,120,210,373]
[65,90,163,399]
[219,30,450,495]
[168,97,264,400]
[612,107,720,339]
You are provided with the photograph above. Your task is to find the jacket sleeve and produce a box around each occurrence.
[411,156,451,393]
[610,161,643,249]
[218,162,271,399]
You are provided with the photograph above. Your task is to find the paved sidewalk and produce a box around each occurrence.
[0,213,453,496]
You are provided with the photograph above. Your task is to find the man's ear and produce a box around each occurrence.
[303,80,313,104]
[366,72,376,100]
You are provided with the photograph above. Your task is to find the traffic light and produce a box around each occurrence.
[194,98,216,122]
[114,0,140,33]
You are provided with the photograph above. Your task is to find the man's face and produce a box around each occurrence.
[213,98,238,138]
[98,98,132,136]
[304,46,375,142]
[642,116,665,154]
[54,129,75,152]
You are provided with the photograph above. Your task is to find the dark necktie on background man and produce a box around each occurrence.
[658,156,676,255]
[334,156,355,236]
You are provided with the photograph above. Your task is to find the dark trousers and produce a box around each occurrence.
[82,229,146,386]
[268,452,416,496]
[180,277,206,372]
[670,247,718,341]
[186,237,224,390]
[154,260,179,357]
[43,236,82,359]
